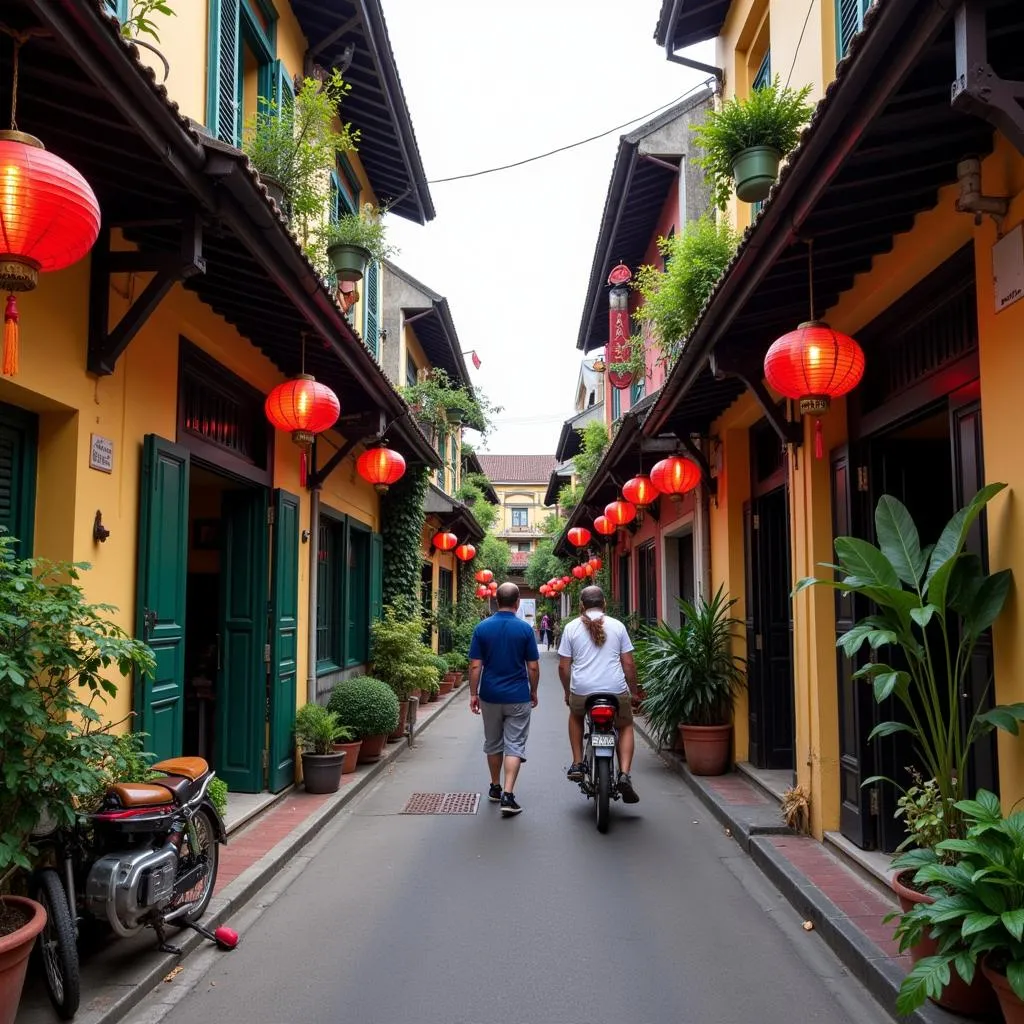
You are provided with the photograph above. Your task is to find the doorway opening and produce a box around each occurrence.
[661,525,696,629]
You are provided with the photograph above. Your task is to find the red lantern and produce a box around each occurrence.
[561,575,571,584]
[455,543,476,562]
[265,375,341,485]
[476,585,488,599]
[622,475,657,507]
[0,133,102,376]
[583,564,594,577]
[572,565,586,579]
[475,569,493,584]
[356,446,406,494]
[650,456,700,501]
[589,557,602,571]
[488,581,498,593]
[593,515,616,536]
[605,500,636,527]
[567,527,592,548]
[433,531,458,552]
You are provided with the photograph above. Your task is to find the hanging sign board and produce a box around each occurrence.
[607,265,635,391]
[993,224,1024,313]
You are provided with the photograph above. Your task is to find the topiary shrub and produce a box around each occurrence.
[327,676,400,738]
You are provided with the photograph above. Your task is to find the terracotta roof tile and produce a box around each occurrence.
[477,455,557,484]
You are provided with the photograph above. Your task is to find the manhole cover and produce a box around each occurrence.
[401,792,480,815]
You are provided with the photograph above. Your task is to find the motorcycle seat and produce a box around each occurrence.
[154,774,201,804]
[152,756,209,781]
[584,693,620,711]
[110,783,175,808]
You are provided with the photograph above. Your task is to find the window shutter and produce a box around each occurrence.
[363,259,380,358]
[208,0,241,145]
[752,50,771,90]
[273,60,294,120]
[0,406,37,559]
[836,0,868,58]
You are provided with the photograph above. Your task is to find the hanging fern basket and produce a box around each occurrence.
[327,242,371,282]
[732,146,781,203]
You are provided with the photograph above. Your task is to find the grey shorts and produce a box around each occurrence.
[480,700,531,761]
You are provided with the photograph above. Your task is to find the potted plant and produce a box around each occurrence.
[0,538,155,1022]
[319,202,397,282]
[327,676,400,763]
[332,724,361,777]
[444,651,468,683]
[242,70,357,221]
[797,484,1023,1013]
[400,368,495,441]
[635,586,746,775]
[692,76,813,208]
[294,703,346,794]
[370,608,438,741]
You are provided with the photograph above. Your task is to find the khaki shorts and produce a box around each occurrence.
[568,691,633,727]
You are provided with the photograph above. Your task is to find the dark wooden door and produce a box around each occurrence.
[268,489,299,793]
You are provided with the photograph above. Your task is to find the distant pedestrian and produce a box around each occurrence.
[539,613,552,650]
[468,582,540,817]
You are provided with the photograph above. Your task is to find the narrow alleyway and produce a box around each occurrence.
[132,654,892,1024]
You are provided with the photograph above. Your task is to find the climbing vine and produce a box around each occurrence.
[380,465,429,611]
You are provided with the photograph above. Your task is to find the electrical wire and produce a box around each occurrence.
[785,0,817,88]
[426,77,715,184]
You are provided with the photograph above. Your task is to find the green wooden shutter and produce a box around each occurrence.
[363,259,380,358]
[207,0,241,145]
[0,404,37,559]
[273,59,294,119]
[836,0,869,58]
[345,523,371,665]
[611,386,621,420]
[752,50,771,90]
[269,490,299,792]
[370,532,383,623]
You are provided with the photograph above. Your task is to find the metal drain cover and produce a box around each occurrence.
[401,792,480,814]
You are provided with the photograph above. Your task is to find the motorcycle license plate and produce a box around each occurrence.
[591,734,616,747]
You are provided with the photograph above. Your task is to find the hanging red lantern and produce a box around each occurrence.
[356,445,406,494]
[605,500,637,526]
[488,581,498,593]
[764,320,865,458]
[572,565,586,579]
[622,475,657,508]
[455,543,476,562]
[593,515,616,537]
[475,568,493,584]
[567,526,592,548]
[475,585,488,599]
[561,575,571,584]
[539,584,549,596]
[589,557,602,571]
[0,132,102,376]
[650,456,701,501]
[265,375,341,486]
[583,564,595,577]
[432,531,458,552]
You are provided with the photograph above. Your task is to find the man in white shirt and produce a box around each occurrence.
[557,585,640,804]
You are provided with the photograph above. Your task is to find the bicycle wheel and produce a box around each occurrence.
[34,868,80,1019]
[595,757,611,834]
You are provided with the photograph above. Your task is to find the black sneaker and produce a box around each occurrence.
[618,771,639,804]
[487,783,502,803]
[500,792,522,816]
[566,762,586,782]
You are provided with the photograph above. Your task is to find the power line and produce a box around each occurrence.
[427,78,715,185]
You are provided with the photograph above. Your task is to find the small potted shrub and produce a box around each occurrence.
[692,76,813,207]
[635,585,745,775]
[444,651,468,683]
[370,609,439,741]
[327,677,400,762]
[332,724,361,777]
[294,703,346,793]
[319,202,396,282]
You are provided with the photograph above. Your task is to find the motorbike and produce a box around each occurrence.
[30,756,228,1019]
[574,694,623,834]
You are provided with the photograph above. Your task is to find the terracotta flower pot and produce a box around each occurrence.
[0,896,47,1024]
[893,871,998,1016]
[358,733,388,763]
[388,701,409,742]
[983,956,1024,1023]
[301,751,345,793]
[430,688,440,702]
[678,723,732,776]
[333,739,362,775]
[438,679,454,696]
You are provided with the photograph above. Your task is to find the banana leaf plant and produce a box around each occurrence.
[794,483,1023,845]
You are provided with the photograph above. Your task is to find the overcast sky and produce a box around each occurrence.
[381,1,713,455]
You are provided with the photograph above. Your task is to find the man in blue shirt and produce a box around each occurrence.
[468,582,540,817]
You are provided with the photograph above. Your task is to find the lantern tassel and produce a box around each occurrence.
[814,419,824,460]
[300,450,308,488]
[3,295,20,377]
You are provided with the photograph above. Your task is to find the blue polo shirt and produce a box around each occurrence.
[469,612,539,704]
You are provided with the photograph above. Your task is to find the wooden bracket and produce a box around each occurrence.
[951,2,1024,157]
[307,410,385,491]
[88,212,206,376]
[676,434,718,500]
[709,349,802,447]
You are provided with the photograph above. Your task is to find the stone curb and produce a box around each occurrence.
[633,715,968,1024]
[66,683,468,1024]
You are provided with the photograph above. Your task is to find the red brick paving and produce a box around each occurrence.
[706,774,772,806]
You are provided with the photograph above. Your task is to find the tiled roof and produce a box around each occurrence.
[477,455,557,484]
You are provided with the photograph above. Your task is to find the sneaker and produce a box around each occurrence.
[566,762,586,782]
[500,792,522,816]
[618,771,639,804]
[487,783,502,803]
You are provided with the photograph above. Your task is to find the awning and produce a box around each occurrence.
[424,484,484,543]
[654,0,733,52]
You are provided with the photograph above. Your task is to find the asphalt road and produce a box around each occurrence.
[130,652,893,1024]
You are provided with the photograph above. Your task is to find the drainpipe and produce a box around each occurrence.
[306,487,321,706]
[663,0,724,86]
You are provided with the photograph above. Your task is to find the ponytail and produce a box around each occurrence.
[580,612,607,647]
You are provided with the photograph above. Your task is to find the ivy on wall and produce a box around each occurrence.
[381,465,429,611]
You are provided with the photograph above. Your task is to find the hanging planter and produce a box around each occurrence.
[326,241,371,283]
[731,146,782,203]
[445,404,467,427]
[319,204,397,284]
[258,172,287,212]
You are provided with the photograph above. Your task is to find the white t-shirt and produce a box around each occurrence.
[558,610,634,696]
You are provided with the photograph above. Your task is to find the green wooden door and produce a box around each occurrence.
[370,532,383,624]
[136,435,190,760]
[0,403,37,558]
[269,489,299,792]
[346,523,370,665]
[216,488,268,793]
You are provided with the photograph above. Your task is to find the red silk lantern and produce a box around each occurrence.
[265,374,341,486]
[572,565,586,579]
[476,585,488,598]
[475,569,493,584]
[488,581,498,593]
[622,475,656,507]
[583,564,594,577]
[455,543,476,562]
[356,446,406,494]
[567,527,592,548]
[0,132,102,376]
[650,456,700,501]
[593,515,616,536]
[604,500,636,526]
[561,575,571,584]
[433,531,458,552]
[539,585,549,596]
[589,557,602,571]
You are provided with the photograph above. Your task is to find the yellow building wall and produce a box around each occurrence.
[492,482,548,537]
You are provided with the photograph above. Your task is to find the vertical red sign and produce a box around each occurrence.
[607,281,634,390]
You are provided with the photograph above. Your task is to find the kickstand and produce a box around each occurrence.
[154,919,182,956]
